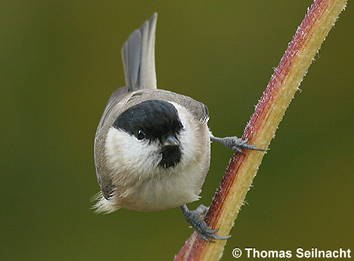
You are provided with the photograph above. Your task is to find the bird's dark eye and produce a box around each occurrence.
[137,129,146,140]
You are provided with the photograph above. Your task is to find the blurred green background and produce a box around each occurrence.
[1,1,352,260]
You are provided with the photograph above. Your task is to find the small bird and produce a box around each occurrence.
[93,13,263,241]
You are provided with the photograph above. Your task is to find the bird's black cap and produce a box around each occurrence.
[114,100,183,141]
[113,100,183,168]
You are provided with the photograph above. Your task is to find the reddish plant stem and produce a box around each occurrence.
[175,0,347,260]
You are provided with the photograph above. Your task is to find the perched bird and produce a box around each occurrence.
[93,13,262,241]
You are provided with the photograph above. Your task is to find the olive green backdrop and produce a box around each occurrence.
[1,1,352,261]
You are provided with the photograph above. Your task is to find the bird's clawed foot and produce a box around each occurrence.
[210,135,265,153]
[181,204,230,242]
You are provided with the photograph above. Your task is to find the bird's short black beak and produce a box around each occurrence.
[162,136,179,147]
[159,136,182,168]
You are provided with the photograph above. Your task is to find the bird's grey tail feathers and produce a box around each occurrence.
[122,13,158,91]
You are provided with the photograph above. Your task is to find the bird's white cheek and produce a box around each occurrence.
[179,120,201,165]
[105,127,160,178]
[169,102,206,166]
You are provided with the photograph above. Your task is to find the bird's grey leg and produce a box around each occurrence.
[210,134,265,153]
[181,204,230,242]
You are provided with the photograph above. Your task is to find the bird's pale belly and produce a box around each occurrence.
[119,162,208,211]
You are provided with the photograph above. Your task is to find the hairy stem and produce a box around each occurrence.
[174,0,347,260]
